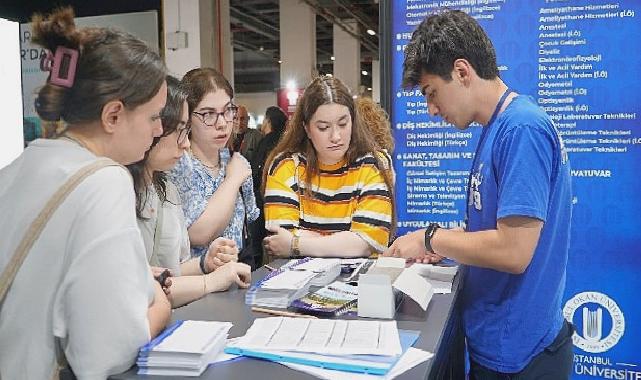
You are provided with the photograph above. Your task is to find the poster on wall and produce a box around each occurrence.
[19,11,159,144]
[387,1,640,378]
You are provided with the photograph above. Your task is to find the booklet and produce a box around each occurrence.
[290,281,359,317]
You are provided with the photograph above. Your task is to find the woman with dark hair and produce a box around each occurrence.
[169,68,259,267]
[127,76,251,308]
[262,76,395,258]
[249,106,288,265]
[0,8,171,378]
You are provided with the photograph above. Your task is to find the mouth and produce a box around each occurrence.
[327,145,344,151]
[214,134,228,141]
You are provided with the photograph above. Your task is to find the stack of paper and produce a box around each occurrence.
[245,267,317,308]
[226,317,408,375]
[137,320,232,377]
[282,257,342,286]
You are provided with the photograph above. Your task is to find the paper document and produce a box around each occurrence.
[392,270,434,311]
[282,348,434,380]
[227,317,402,356]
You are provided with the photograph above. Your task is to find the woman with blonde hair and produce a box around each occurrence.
[262,76,394,258]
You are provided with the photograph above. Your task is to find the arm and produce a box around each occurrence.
[147,281,172,337]
[165,262,252,308]
[180,237,238,276]
[188,153,251,245]
[263,155,300,229]
[265,226,370,258]
[59,168,171,377]
[387,123,554,274]
[385,216,542,274]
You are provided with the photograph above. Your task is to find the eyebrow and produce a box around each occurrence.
[196,102,232,112]
[315,114,349,124]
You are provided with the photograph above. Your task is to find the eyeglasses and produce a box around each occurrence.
[177,124,191,145]
[192,105,238,127]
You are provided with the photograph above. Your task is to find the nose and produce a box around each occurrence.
[180,136,191,150]
[330,127,341,143]
[427,101,439,117]
[214,115,227,130]
[153,120,163,138]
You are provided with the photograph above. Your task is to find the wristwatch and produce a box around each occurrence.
[290,229,302,258]
[424,223,440,253]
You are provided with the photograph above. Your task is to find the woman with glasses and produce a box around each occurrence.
[169,68,259,267]
[128,76,251,308]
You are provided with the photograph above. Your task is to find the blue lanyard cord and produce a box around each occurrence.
[464,88,513,225]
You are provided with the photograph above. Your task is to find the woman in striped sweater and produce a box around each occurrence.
[262,76,395,258]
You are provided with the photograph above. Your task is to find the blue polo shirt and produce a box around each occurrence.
[462,95,572,372]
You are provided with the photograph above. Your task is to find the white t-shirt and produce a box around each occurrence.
[0,139,155,379]
[137,182,191,275]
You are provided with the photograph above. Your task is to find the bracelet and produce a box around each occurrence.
[202,275,208,296]
[290,230,301,258]
[199,253,208,274]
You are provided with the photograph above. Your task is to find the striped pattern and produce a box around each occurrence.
[264,152,392,254]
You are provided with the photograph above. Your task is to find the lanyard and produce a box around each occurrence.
[464,88,513,225]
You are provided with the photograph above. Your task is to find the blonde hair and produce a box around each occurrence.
[355,97,394,152]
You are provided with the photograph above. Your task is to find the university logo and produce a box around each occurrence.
[563,291,625,353]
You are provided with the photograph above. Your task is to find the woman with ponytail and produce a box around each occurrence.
[0,8,171,379]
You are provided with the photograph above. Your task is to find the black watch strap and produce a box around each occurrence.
[424,223,440,253]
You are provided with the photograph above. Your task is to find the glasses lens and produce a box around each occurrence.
[224,107,237,122]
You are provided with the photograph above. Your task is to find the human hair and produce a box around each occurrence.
[355,97,394,152]
[264,106,287,134]
[31,7,166,129]
[127,76,187,219]
[263,76,396,237]
[181,67,235,147]
[402,9,498,88]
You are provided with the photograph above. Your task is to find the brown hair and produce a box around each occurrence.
[263,76,396,238]
[181,67,235,148]
[355,97,394,152]
[32,7,166,128]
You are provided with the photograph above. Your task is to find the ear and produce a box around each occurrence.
[100,100,126,134]
[452,59,473,86]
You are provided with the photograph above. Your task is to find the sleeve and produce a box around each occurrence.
[168,153,205,227]
[53,167,155,378]
[263,155,300,230]
[494,123,555,221]
[240,155,260,222]
[350,162,393,253]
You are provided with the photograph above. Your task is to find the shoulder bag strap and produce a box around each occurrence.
[0,158,119,303]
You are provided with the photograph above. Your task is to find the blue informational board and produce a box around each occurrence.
[387,1,641,377]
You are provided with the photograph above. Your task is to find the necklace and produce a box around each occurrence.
[190,149,219,170]
[61,132,91,151]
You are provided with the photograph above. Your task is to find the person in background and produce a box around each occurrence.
[232,105,262,162]
[385,10,573,378]
[249,106,288,266]
[169,68,259,268]
[127,76,251,308]
[0,8,171,378]
[354,97,396,184]
[354,97,395,153]
[262,76,394,258]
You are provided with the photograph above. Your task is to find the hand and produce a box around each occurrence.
[151,266,173,295]
[383,229,428,260]
[226,152,252,186]
[263,225,294,257]
[411,252,444,264]
[205,237,238,272]
[206,262,252,292]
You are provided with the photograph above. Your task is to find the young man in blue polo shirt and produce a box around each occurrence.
[385,10,574,378]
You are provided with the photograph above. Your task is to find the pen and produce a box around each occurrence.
[251,306,318,319]
[264,264,277,271]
